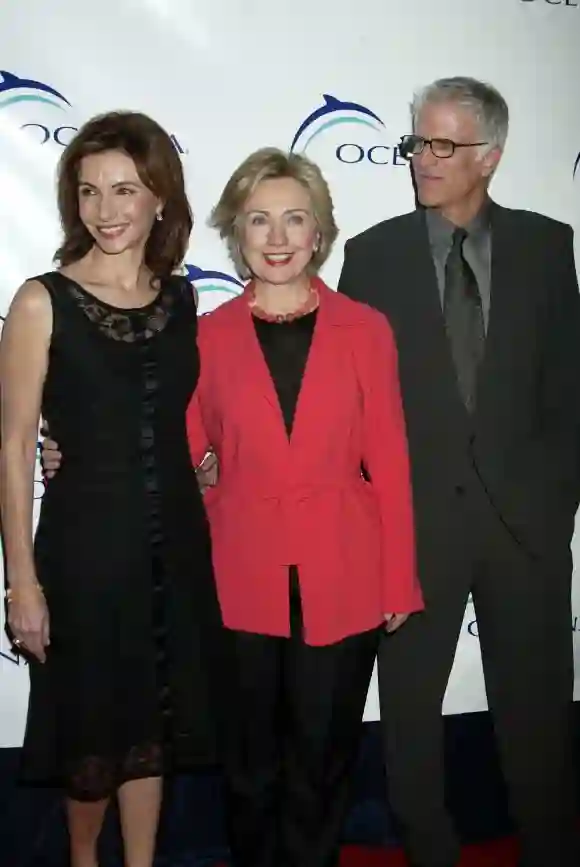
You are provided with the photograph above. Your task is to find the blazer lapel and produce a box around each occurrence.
[231,287,341,452]
[229,296,291,449]
[289,283,347,452]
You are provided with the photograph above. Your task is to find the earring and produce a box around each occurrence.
[156,212,163,222]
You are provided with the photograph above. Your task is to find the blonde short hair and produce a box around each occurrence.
[209,147,338,280]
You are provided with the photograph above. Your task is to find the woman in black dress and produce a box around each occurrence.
[0,111,222,867]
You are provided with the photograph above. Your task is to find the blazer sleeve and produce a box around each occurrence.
[359,309,423,614]
[185,391,210,468]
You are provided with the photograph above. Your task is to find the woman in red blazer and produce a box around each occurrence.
[186,148,423,867]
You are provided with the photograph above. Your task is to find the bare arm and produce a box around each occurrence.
[0,280,52,660]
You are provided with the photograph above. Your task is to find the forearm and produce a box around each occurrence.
[0,436,38,588]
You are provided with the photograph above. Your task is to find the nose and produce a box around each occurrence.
[97,194,117,223]
[267,220,287,246]
[415,146,438,170]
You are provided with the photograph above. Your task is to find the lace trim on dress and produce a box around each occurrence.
[66,280,174,342]
[66,743,164,802]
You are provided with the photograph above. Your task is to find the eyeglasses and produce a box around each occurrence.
[399,134,488,160]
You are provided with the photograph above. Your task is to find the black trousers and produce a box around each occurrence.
[378,470,578,867]
[221,568,379,867]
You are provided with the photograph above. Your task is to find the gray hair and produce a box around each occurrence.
[411,76,509,152]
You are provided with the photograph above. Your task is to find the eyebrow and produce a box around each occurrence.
[244,207,311,216]
[78,180,142,188]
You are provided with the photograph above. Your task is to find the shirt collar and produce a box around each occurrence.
[425,198,492,255]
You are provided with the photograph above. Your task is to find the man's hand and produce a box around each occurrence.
[383,613,410,633]
[196,451,218,494]
[40,437,62,479]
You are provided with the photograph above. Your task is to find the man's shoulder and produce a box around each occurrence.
[345,205,572,248]
[345,210,420,251]
[494,204,571,239]
[323,282,385,324]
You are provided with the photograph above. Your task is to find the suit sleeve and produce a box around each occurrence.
[361,311,423,614]
[539,224,580,509]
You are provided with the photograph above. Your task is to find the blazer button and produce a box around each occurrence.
[455,484,465,496]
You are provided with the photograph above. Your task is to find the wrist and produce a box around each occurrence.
[6,579,43,603]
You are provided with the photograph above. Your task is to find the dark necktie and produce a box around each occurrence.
[443,227,485,413]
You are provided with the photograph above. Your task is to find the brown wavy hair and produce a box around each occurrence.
[55,111,192,277]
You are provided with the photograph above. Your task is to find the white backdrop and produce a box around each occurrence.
[0,0,579,747]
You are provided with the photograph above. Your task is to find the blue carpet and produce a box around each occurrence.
[1,711,578,866]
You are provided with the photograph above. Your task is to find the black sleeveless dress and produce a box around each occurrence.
[21,272,223,801]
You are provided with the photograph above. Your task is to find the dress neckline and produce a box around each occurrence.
[58,272,165,313]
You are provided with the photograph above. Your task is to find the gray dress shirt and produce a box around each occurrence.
[425,203,492,332]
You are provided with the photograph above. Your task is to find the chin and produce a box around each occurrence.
[416,188,445,208]
[94,236,137,256]
[257,267,304,284]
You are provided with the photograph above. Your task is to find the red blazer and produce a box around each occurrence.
[186,278,423,646]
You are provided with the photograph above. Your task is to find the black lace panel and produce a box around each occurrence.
[67,281,174,342]
[66,743,164,801]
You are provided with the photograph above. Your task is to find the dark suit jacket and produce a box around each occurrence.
[337,203,580,571]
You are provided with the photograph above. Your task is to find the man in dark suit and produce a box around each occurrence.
[337,76,580,867]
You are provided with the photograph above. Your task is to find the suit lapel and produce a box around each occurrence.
[392,211,470,422]
[476,204,525,418]
[399,210,448,339]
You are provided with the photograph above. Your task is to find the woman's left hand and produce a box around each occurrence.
[383,613,409,633]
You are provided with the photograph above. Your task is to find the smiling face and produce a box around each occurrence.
[412,100,500,214]
[238,176,319,286]
[77,149,162,257]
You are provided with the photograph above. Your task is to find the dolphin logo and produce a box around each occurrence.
[0,70,71,111]
[0,647,26,666]
[184,264,243,298]
[574,150,580,179]
[290,94,385,152]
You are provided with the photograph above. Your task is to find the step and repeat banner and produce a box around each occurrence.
[0,0,579,746]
